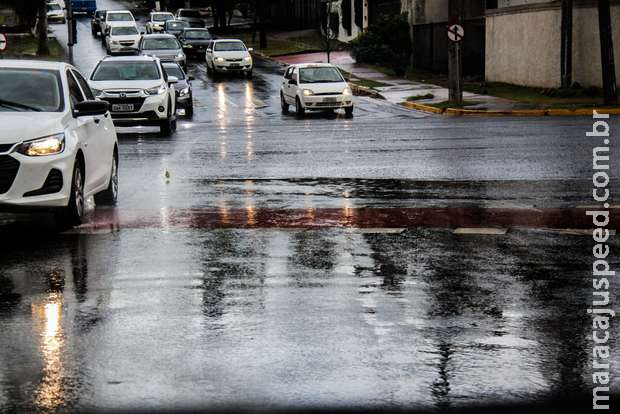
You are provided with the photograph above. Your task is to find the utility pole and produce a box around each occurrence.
[448,0,463,105]
[560,0,573,88]
[597,0,617,104]
[259,0,267,49]
[66,0,75,64]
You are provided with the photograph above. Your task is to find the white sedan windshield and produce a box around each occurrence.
[0,69,63,112]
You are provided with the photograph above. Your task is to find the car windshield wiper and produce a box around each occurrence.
[0,98,42,112]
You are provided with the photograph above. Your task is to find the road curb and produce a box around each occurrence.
[350,84,385,99]
[400,101,445,114]
[401,102,620,117]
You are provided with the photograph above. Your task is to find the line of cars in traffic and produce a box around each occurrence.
[0,6,355,223]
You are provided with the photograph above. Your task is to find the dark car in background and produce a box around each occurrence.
[91,10,106,36]
[178,28,212,59]
[164,20,190,38]
[162,62,194,117]
[174,8,205,28]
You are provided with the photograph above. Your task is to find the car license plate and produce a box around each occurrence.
[323,97,338,103]
[112,104,134,112]
[229,63,240,68]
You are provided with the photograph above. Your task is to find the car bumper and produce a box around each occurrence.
[301,95,353,109]
[214,63,252,72]
[0,151,74,210]
[108,43,138,53]
[101,95,171,125]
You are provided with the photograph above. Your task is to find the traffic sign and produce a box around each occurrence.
[447,24,464,43]
[0,33,8,52]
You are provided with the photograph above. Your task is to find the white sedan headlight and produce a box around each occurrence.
[175,52,185,60]
[91,88,103,97]
[180,87,190,96]
[302,89,314,97]
[215,57,225,63]
[17,133,65,157]
[343,86,352,96]
[244,56,252,62]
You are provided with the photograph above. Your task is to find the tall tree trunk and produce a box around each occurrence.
[36,0,49,56]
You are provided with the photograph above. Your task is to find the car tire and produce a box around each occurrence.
[345,105,354,118]
[160,101,176,135]
[281,93,289,113]
[55,159,85,227]
[295,97,305,117]
[91,25,97,36]
[206,63,212,75]
[94,150,118,206]
[186,100,194,117]
[245,70,253,79]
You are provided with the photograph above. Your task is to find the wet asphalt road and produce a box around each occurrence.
[1,1,619,412]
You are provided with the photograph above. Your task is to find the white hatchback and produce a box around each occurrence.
[280,63,353,117]
[105,25,141,54]
[0,61,119,226]
[205,39,253,78]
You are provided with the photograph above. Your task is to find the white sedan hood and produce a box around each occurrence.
[0,112,68,145]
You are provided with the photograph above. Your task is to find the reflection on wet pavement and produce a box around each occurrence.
[0,229,618,411]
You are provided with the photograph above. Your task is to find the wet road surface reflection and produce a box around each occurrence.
[0,229,619,411]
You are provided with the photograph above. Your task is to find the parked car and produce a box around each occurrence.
[91,9,106,36]
[162,62,193,117]
[0,60,118,225]
[46,2,66,24]
[105,25,141,55]
[174,8,204,28]
[88,56,178,135]
[178,28,212,59]
[101,10,136,45]
[280,63,353,117]
[163,20,190,38]
[205,39,253,78]
[145,11,175,34]
[139,34,187,71]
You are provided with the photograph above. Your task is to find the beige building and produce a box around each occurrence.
[486,0,620,88]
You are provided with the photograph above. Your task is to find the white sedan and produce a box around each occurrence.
[205,39,253,78]
[0,60,119,226]
[105,25,141,54]
[280,63,353,117]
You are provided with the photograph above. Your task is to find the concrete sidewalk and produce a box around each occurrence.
[274,51,516,110]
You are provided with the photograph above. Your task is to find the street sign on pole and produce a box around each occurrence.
[0,33,8,53]
[447,24,464,43]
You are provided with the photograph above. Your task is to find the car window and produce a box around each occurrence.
[285,67,293,79]
[162,64,185,80]
[184,30,211,39]
[152,13,173,22]
[66,70,85,107]
[107,12,134,22]
[214,41,246,52]
[299,67,344,84]
[292,67,298,80]
[0,68,64,112]
[91,61,161,81]
[47,4,62,12]
[142,37,180,50]
[71,70,95,101]
[111,26,139,36]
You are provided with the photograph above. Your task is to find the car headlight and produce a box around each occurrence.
[185,44,193,48]
[179,87,190,96]
[244,56,252,62]
[111,40,119,45]
[302,89,314,97]
[175,52,185,60]
[91,88,103,97]
[17,133,65,157]
[343,86,352,96]
[215,57,225,63]
[145,84,167,95]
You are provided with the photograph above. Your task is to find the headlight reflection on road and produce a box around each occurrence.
[32,296,65,411]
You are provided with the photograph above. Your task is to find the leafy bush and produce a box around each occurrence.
[350,14,411,75]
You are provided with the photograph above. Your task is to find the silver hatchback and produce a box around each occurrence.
[139,34,187,71]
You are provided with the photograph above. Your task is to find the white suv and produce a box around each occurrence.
[0,60,119,226]
[280,63,353,117]
[88,56,178,135]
